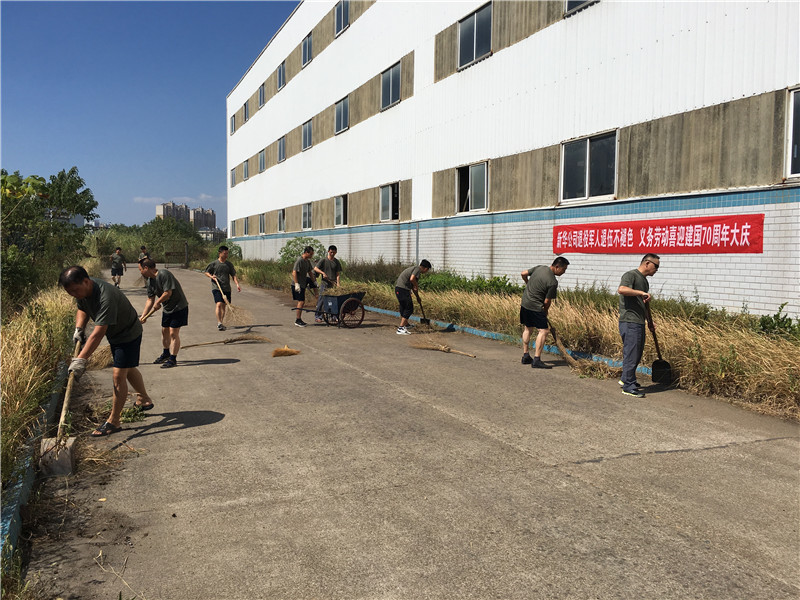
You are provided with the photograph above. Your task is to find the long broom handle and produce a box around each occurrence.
[140,306,159,323]
[214,278,233,307]
[644,304,664,360]
[56,340,82,442]
[548,322,580,368]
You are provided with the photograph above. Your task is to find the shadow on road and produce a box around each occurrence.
[115,410,226,445]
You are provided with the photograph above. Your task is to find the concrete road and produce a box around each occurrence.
[31,267,800,599]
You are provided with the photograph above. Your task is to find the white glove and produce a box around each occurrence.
[73,327,86,345]
[68,358,87,379]
[294,282,301,293]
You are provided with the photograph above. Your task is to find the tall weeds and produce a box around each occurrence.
[1,288,74,487]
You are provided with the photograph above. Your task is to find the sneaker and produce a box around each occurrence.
[295,319,307,328]
[161,358,177,369]
[622,388,646,398]
[521,353,533,365]
[531,358,552,369]
[217,323,226,331]
[396,326,410,335]
[153,352,169,364]
[619,380,643,389]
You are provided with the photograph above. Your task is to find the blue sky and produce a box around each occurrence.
[1,0,299,227]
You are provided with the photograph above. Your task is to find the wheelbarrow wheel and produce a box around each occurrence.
[339,298,364,328]
[322,311,338,326]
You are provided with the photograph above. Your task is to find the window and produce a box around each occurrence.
[457,162,488,212]
[335,0,350,36]
[302,203,312,230]
[381,62,401,110]
[565,0,598,15]
[278,136,286,162]
[278,208,285,232]
[380,183,399,221]
[230,115,235,134]
[458,3,492,69]
[243,160,249,180]
[790,89,800,177]
[259,213,265,234]
[243,102,249,123]
[335,96,349,133]
[277,61,286,90]
[302,120,313,150]
[230,168,236,187]
[302,33,313,66]
[230,221,236,237]
[258,149,266,173]
[562,131,617,201]
[335,194,348,226]
[244,218,249,235]
[258,84,265,107]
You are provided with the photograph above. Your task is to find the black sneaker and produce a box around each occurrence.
[161,358,177,369]
[295,319,307,328]
[622,388,646,398]
[521,353,533,365]
[153,352,169,364]
[217,323,226,331]
[531,358,552,369]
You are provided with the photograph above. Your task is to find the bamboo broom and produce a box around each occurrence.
[272,344,301,357]
[214,279,253,327]
[409,339,476,358]
[182,333,271,349]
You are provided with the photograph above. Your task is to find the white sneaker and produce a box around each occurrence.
[396,326,410,335]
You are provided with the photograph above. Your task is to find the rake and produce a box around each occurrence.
[214,279,253,326]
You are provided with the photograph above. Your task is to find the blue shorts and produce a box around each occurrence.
[520,307,549,329]
[162,306,189,329]
[212,288,231,304]
[110,335,142,369]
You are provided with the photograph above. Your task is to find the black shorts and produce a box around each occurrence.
[110,335,142,369]
[162,306,189,329]
[212,288,231,304]
[520,306,549,329]
[292,286,307,302]
[111,267,124,276]
[395,287,413,319]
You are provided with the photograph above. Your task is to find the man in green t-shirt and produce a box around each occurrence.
[109,247,127,287]
[60,266,154,437]
[205,245,241,331]
[394,260,431,335]
[139,258,189,369]
[291,246,316,327]
[617,253,661,398]
[519,256,569,368]
[313,245,342,323]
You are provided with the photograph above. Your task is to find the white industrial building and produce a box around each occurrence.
[226,0,799,316]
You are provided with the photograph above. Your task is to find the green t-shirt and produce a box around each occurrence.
[395,266,421,290]
[619,269,649,324]
[292,256,314,284]
[521,265,558,312]
[146,269,189,314]
[315,257,342,281]
[206,259,237,293]
[76,278,142,344]
[110,254,126,269]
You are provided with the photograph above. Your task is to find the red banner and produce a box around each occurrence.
[553,214,764,254]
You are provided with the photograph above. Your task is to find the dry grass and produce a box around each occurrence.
[87,345,113,370]
[223,304,253,327]
[1,288,75,486]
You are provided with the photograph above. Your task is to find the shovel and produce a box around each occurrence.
[40,340,81,476]
[413,289,431,326]
[645,304,672,384]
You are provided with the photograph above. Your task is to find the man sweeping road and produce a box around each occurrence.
[519,257,569,369]
[139,258,189,369]
[394,260,431,335]
[60,266,154,436]
[205,245,241,331]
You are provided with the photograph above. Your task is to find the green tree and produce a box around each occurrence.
[278,236,325,266]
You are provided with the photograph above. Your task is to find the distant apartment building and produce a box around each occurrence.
[156,201,216,230]
[226,0,800,317]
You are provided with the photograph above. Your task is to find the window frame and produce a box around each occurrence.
[788,88,800,178]
[380,62,401,111]
[277,208,286,232]
[243,217,249,235]
[335,0,350,37]
[243,160,249,181]
[302,32,313,67]
[258,83,265,107]
[278,136,286,163]
[379,182,400,222]
[302,119,313,151]
[335,96,350,134]
[302,202,313,230]
[458,2,492,70]
[456,161,489,213]
[230,168,236,187]
[277,61,286,90]
[560,130,618,203]
[230,221,236,237]
[230,115,235,134]
[564,0,599,17]
[243,101,249,123]
[259,213,266,234]
[258,149,266,173]
[334,194,348,226]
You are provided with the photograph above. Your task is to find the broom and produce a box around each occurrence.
[409,338,476,358]
[214,279,253,327]
[182,333,271,349]
[272,344,300,357]
[548,321,580,368]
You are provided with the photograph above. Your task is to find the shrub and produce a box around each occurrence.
[278,237,325,267]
